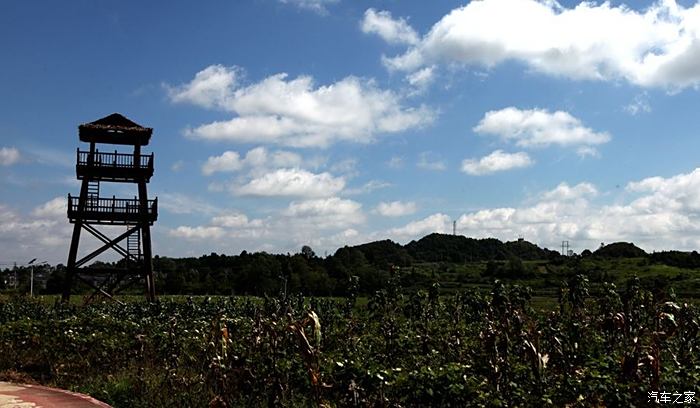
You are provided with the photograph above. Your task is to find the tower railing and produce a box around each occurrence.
[77,149,153,169]
[68,195,157,223]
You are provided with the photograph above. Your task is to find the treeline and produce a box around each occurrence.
[143,235,700,296]
[149,235,565,296]
[3,234,699,297]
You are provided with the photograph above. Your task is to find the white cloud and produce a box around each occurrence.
[541,182,598,201]
[417,151,447,171]
[233,168,345,197]
[361,8,419,45]
[383,0,700,90]
[627,168,700,213]
[279,0,338,14]
[285,197,360,217]
[166,64,241,109]
[169,226,225,240]
[211,212,263,228]
[284,197,365,228]
[202,151,242,175]
[169,197,365,253]
[379,169,700,251]
[406,66,436,93]
[0,147,20,166]
[461,150,533,175]
[388,213,452,239]
[375,201,417,217]
[31,197,66,218]
[0,198,74,263]
[202,147,304,176]
[447,171,700,251]
[474,107,610,152]
[169,66,434,148]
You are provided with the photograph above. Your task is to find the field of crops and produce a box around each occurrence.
[1,275,699,407]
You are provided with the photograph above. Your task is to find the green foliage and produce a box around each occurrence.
[594,242,647,258]
[1,276,698,407]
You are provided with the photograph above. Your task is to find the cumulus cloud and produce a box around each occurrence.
[211,212,262,228]
[387,213,452,239]
[169,197,365,253]
[31,197,66,218]
[168,66,434,148]
[406,66,436,93]
[0,147,20,166]
[474,107,610,153]
[233,168,345,197]
[455,170,700,251]
[375,201,417,217]
[379,166,700,251]
[166,65,241,109]
[284,197,365,228]
[202,147,302,176]
[383,0,700,90]
[0,198,74,263]
[169,226,225,240]
[541,182,598,201]
[461,150,533,175]
[202,151,243,175]
[361,8,419,45]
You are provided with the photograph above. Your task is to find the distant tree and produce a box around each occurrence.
[301,245,315,259]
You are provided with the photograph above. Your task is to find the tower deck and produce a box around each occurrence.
[68,195,157,225]
[76,150,154,182]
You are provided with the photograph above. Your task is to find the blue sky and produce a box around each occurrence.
[2,0,700,264]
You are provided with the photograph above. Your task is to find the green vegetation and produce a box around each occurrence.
[2,234,700,405]
[3,234,700,304]
[1,275,699,406]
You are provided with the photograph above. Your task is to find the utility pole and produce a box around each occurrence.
[28,258,37,297]
[453,220,456,236]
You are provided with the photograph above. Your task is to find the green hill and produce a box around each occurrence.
[594,242,647,258]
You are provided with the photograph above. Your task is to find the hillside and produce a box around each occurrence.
[594,242,647,258]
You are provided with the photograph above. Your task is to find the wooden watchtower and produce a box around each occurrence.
[63,113,158,302]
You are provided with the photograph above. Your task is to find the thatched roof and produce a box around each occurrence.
[79,113,153,146]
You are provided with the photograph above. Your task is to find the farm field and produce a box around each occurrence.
[1,275,699,407]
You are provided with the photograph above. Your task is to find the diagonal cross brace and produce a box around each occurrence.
[81,224,132,259]
[75,274,124,305]
[76,224,140,268]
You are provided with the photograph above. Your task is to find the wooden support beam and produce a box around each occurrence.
[75,224,140,267]
[75,274,125,305]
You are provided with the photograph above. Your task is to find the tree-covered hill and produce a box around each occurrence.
[4,235,700,298]
[594,242,647,258]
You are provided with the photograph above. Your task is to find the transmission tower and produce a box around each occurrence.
[561,240,570,257]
